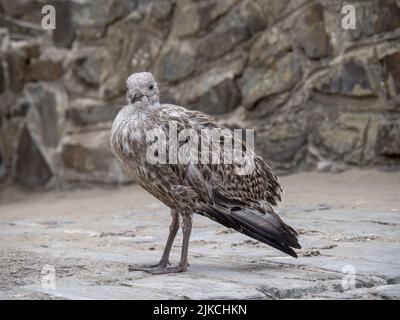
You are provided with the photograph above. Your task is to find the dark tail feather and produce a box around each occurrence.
[230,207,301,258]
[199,205,301,258]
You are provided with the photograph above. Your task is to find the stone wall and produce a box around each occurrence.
[0,0,400,189]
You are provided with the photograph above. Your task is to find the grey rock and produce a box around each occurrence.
[256,0,291,22]
[173,0,238,38]
[51,0,75,48]
[372,0,400,34]
[381,51,400,97]
[62,131,110,173]
[0,145,5,181]
[248,26,292,66]
[346,0,400,40]
[69,0,142,42]
[256,124,307,164]
[70,0,127,29]
[6,48,26,93]
[24,83,64,148]
[15,126,52,188]
[61,130,131,184]
[26,57,63,81]
[0,117,20,183]
[192,79,240,115]
[0,60,4,94]
[241,52,301,108]
[249,93,289,116]
[313,114,369,164]
[376,123,400,157]
[0,27,9,51]
[142,0,174,22]
[197,0,267,60]
[72,49,103,87]
[101,15,163,99]
[315,59,377,97]
[345,3,374,40]
[159,49,195,83]
[0,0,34,17]
[165,58,244,107]
[0,1,44,39]
[293,3,330,59]
[67,98,120,126]
[5,40,40,92]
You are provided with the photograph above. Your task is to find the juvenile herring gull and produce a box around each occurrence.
[110,72,301,274]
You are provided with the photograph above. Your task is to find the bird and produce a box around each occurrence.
[110,72,301,274]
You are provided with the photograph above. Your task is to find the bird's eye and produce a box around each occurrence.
[149,84,154,90]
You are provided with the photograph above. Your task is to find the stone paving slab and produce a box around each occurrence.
[0,170,399,299]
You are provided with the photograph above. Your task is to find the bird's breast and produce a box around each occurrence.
[110,107,165,182]
[111,111,145,163]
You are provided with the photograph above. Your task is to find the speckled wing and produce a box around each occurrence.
[157,104,283,209]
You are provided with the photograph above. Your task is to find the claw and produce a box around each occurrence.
[146,265,187,275]
[128,260,169,272]
[128,262,187,274]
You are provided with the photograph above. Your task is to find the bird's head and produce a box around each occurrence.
[126,72,159,106]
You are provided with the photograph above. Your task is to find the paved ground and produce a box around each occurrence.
[0,169,399,299]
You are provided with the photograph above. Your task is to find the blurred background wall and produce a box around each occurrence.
[0,0,399,190]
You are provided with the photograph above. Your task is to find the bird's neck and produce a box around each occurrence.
[129,100,160,111]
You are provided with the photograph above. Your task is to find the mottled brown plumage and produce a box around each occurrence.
[110,72,300,274]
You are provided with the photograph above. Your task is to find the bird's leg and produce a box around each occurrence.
[178,213,192,271]
[128,209,179,271]
[147,212,192,274]
[158,210,180,266]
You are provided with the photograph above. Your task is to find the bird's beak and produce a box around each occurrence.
[127,91,145,104]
